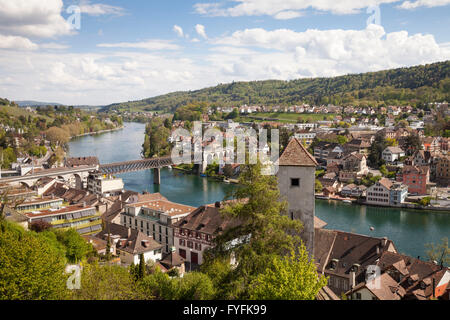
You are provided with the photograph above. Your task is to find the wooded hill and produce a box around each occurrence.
[103,60,450,113]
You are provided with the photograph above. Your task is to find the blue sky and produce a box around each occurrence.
[0,0,449,105]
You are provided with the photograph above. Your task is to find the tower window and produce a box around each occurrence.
[290,178,300,187]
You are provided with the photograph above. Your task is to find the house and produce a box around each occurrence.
[422,137,440,153]
[65,156,99,168]
[344,139,371,155]
[375,251,450,300]
[399,165,430,195]
[159,247,186,276]
[346,272,405,300]
[87,173,124,197]
[341,152,369,176]
[411,150,432,166]
[366,178,394,206]
[314,142,343,162]
[173,203,241,265]
[95,223,162,265]
[389,182,409,206]
[121,197,195,253]
[314,228,397,296]
[435,154,450,186]
[382,147,405,164]
[340,184,367,198]
[23,203,102,235]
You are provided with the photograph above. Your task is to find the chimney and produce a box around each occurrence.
[432,278,436,298]
[127,228,131,238]
[350,271,356,289]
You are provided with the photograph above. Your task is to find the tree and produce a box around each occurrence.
[0,221,69,300]
[248,247,327,300]
[45,126,70,146]
[138,253,146,280]
[425,237,449,267]
[71,263,139,300]
[404,133,422,156]
[315,179,323,193]
[55,228,94,263]
[202,161,325,299]
[176,272,215,300]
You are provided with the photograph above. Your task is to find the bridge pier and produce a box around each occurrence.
[153,168,161,185]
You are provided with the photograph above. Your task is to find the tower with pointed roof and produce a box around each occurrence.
[277,138,318,255]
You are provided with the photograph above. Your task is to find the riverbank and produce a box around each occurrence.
[70,125,124,139]
[315,194,450,213]
[173,166,240,184]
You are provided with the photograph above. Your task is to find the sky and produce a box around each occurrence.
[0,0,449,106]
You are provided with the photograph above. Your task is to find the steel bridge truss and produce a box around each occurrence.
[98,156,173,175]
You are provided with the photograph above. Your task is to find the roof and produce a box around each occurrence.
[350,273,406,300]
[96,223,162,255]
[173,205,241,236]
[314,229,395,282]
[314,216,327,229]
[160,251,185,269]
[376,251,449,299]
[316,286,341,300]
[126,199,195,217]
[384,146,405,154]
[402,165,429,176]
[278,138,318,167]
[65,156,99,167]
[377,178,394,190]
[102,200,123,222]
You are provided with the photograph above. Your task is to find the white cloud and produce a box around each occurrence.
[173,25,184,37]
[97,40,180,51]
[398,0,450,9]
[194,0,399,17]
[274,11,304,20]
[39,42,70,50]
[79,0,125,16]
[0,0,72,38]
[0,34,38,50]
[1,23,448,106]
[195,24,208,39]
[211,24,450,78]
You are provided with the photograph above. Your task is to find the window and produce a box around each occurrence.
[290,212,294,220]
[290,178,300,187]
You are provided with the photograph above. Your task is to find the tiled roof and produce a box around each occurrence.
[278,138,318,167]
[65,156,99,167]
[173,205,241,236]
[160,251,185,268]
[96,223,161,255]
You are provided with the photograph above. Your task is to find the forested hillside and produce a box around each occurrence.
[103,60,450,113]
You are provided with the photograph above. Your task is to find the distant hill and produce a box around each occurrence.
[102,60,450,113]
[16,100,64,107]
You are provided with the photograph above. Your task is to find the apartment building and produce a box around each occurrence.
[121,198,195,253]
[23,203,102,235]
[87,173,124,197]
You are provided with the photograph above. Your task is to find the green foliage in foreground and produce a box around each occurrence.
[248,247,328,300]
[0,221,69,300]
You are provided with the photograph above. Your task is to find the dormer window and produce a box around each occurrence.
[351,263,360,273]
[330,259,339,270]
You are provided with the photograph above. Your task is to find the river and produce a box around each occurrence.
[68,122,449,258]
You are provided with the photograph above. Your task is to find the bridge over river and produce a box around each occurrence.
[0,156,174,188]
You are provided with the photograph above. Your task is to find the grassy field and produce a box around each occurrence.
[242,112,336,123]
